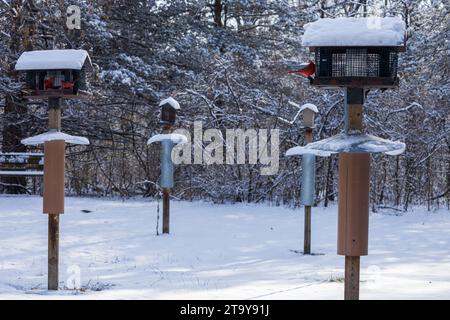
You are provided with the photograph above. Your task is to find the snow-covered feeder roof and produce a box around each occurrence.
[159,97,180,110]
[302,133,405,155]
[21,131,90,146]
[299,103,318,113]
[147,133,188,145]
[286,146,332,157]
[15,49,92,71]
[302,17,406,47]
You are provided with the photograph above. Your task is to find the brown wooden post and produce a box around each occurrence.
[47,97,61,290]
[304,127,313,254]
[304,205,311,254]
[162,188,170,234]
[48,214,59,290]
[162,125,172,234]
[345,256,360,300]
[340,88,368,300]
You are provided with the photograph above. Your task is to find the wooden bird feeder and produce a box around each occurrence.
[16,49,92,291]
[15,49,92,99]
[159,97,180,127]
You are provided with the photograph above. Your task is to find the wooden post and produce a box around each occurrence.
[345,256,360,300]
[341,88,366,300]
[162,125,172,234]
[47,97,61,290]
[48,214,59,290]
[304,127,313,254]
[162,188,170,234]
[304,206,311,254]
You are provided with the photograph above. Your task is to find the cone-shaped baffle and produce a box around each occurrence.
[302,133,405,155]
[21,130,89,146]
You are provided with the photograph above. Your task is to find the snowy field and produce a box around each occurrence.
[0,195,449,300]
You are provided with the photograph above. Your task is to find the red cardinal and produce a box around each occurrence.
[44,78,53,89]
[61,81,74,89]
[289,60,315,81]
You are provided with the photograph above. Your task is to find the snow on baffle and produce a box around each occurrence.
[21,131,90,146]
[294,133,405,156]
[302,17,406,88]
[147,133,188,145]
[15,49,92,99]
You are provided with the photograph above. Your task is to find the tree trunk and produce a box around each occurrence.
[214,0,223,27]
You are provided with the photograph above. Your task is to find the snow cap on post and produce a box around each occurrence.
[21,131,90,146]
[288,101,319,127]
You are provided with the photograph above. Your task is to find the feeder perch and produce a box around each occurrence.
[15,49,92,99]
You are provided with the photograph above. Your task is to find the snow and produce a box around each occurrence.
[286,146,333,157]
[0,195,449,299]
[147,133,187,145]
[385,144,406,156]
[299,103,318,113]
[0,153,43,164]
[15,49,92,71]
[303,133,406,155]
[21,131,90,146]
[302,17,406,47]
[159,97,180,110]
[288,101,319,113]
[0,171,43,176]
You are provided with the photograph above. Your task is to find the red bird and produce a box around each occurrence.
[288,60,316,81]
[44,78,53,89]
[61,81,74,89]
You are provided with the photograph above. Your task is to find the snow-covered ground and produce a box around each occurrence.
[0,195,449,300]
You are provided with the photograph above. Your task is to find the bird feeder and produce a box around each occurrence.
[15,49,92,99]
[286,103,330,254]
[159,97,180,127]
[296,16,406,300]
[297,17,406,88]
[148,97,186,234]
[15,49,92,291]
